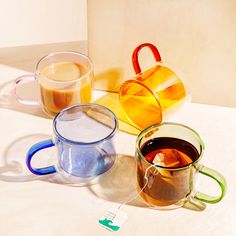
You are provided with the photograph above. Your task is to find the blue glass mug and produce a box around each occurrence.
[26,104,118,184]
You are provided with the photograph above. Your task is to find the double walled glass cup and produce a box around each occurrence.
[26,103,118,186]
[119,43,189,130]
[136,122,226,209]
[14,51,93,117]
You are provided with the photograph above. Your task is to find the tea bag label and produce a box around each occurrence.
[98,208,127,232]
[153,153,165,166]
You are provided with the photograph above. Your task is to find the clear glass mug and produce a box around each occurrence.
[14,51,93,117]
[136,122,226,209]
[26,103,118,185]
[119,43,190,130]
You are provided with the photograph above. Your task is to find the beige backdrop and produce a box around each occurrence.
[88,0,236,107]
[0,0,87,47]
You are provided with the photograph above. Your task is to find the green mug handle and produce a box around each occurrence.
[194,164,227,204]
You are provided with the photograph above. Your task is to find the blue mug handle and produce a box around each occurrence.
[26,139,57,175]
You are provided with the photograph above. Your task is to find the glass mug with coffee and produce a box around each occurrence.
[136,122,226,209]
[25,103,118,185]
[14,51,93,117]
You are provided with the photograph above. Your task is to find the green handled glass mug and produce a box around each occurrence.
[135,122,226,210]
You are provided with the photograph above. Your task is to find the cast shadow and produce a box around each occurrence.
[88,154,147,208]
[88,153,206,211]
[0,67,140,135]
[93,68,138,135]
[0,134,75,185]
[94,92,140,136]
[0,133,206,211]
[0,79,49,119]
[1,136,145,206]
[0,134,138,188]
[182,197,206,211]
[94,68,124,92]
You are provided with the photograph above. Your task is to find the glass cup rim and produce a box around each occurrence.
[35,51,94,83]
[136,122,205,170]
[119,79,162,130]
[53,103,118,146]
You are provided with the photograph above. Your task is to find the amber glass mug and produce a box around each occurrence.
[136,122,226,210]
[119,43,189,131]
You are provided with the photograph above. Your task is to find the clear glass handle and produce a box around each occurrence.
[194,164,227,204]
[14,74,39,105]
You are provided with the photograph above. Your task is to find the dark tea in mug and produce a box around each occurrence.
[137,137,200,206]
[141,137,199,167]
[136,122,226,209]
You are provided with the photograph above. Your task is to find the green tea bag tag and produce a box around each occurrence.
[98,208,127,232]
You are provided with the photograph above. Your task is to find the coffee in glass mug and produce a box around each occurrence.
[40,61,92,116]
[14,51,93,117]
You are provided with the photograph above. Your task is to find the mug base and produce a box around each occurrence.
[55,159,116,187]
[145,199,186,211]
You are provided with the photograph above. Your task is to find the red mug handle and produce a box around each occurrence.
[132,43,162,74]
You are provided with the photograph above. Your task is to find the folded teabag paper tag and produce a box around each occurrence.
[98,165,154,232]
[98,208,127,232]
[152,150,184,168]
[153,153,165,166]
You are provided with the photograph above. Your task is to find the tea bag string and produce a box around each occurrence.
[117,164,156,210]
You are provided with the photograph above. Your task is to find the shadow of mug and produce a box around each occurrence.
[88,154,146,208]
[0,133,83,185]
[0,133,209,211]
[94,92,141,136]
[88,153,206,211]
[0,134,53,182]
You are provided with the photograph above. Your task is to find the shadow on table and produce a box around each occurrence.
[87,154,206,211]
[0,134,145,207]
[0,134,206,211]
[88,154,147,208]
[0,79,140,135]
[0,79,49,118]
[183,198,206,211]
[0,134,71,184]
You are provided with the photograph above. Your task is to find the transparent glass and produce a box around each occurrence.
[136,122,226,209]
[14,51,93,117]
[26,104,118,186]
[119,43,190,130]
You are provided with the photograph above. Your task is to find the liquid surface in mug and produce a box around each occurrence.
[40,62,92,116]
[137,137,199,206]
[141,137,198,168]
[42,62,89,81]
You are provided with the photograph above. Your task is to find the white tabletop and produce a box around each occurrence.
[0,65,236,236]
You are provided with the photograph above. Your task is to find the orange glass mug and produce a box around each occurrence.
[119,43,190,130]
